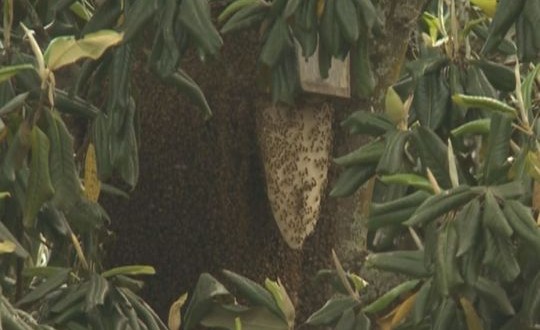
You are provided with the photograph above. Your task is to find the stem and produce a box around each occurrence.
[408,227,425,250]
[515,61,530,129]
[3,0,13,51]
[60,216,90,272]
[449,0,459,59]
[70,232,90,271]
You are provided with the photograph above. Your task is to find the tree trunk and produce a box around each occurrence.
[103,1,428,324]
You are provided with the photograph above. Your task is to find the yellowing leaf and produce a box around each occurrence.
[376,293,417,330]
[376,306,397,330]
[471,0,497,18]
[0,240,16,254]
[84,143,101,202]
[168,293,188,330]
[391,292,417,328]
[44,30,123,71]
[460,297,484,330]
[0,192,10,199]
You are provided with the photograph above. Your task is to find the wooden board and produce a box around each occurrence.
[297,43,351,98]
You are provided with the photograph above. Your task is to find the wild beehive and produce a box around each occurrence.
[257,103,333,249]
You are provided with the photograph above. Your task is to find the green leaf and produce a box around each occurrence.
[45,111,82,211]
[471,59,516,92]
[376,131,409,175]
[177,0,223,56]
[411,71,450,130]
[54,89,100,119]
[334,139,385,167]
[369,191,431,229]
[330,165,376,197]
[404,185,478,226]
[483,190,513,237]
[264,279,295,327]
[220,3,267,35]
[85,273,109,311]
[451,94,516,116]
[451,118,490,137]
[18,268,70,306]
[406,53,449,80]
[521,272,540,324]
[0,221,29,258]
[491,181,525,199]
[482,0,526,54]
[102,265,156,278]
[0,92,29,116]
[64,198,107,233]
[354,311,371,329]
[2,121,32,182]
[412,281,432,325]
[433,298,457,329]
[24,126,55,228]
[306,297,359,325]
[283,0,301,18]
[474,276,515,315]
[201,305,289,330]
[0,64,34,84]
[363,280,419,314]
[503,200,540,253]
[335,308,356,330]
[44,30,124,71]
[50,282,89,313]
[164,70,212,120]
[183,273,231,330]
[434,223,463,296]
[260,18,292,68]
[465,65,498,98]
[0,192,10,199]
[456,199,481,256]
[366,250,431,277]
[22,266,70,278]
[379,173,433,193]
[384,87,405,125]
[222,270,283,320]
[522,64,540,111]
[483,112,512,184]
[121,0,158,43]
[413,127,451,189]
[482,227,520,281]
[340,112,394,136]
[69,2,92,21]
[218,0,259,23]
